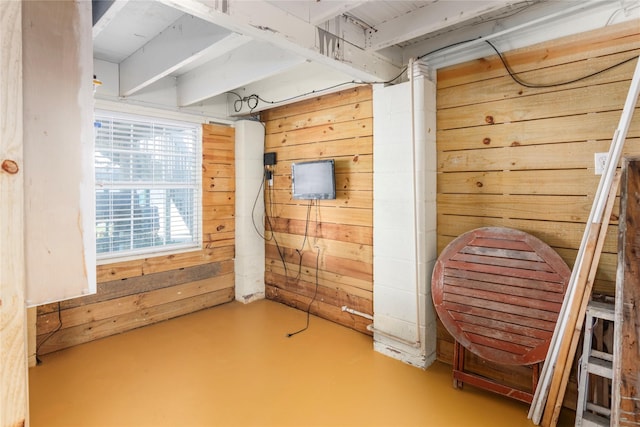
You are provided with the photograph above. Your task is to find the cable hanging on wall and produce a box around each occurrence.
[484,39,639,89]
[229,20,638,114]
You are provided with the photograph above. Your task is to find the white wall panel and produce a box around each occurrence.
[234,120,266,303]
[23,1,96,306]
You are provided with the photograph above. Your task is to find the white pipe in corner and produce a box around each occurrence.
[366,324,422,349]
[409,57,425,355]
[341,305,373,320]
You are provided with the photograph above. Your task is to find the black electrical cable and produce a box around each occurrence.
[416,37,482,61]
[291,200,313,281]
[286,248,321,338]
[251,170,272,241]
[236,33,637,113]
[235,3,540,114]
[226,91,244,113]
[245,37,484,111]
[484,39,638,89]
[263,174,290,280]
[35,301,62,364]
[253,80,363,109]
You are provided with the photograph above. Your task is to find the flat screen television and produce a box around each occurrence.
[291,159,336,200]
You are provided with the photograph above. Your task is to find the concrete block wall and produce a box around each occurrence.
[372,67,437,368]
[234,120,266,303]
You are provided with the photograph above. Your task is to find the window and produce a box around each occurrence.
[94,112,202,261]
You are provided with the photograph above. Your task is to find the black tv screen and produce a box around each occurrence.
[291,159,336,200]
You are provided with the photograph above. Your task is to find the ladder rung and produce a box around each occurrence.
[586,402,611,417]
[581,410,610,427]
[591,349,613,362]
[587,356,613,379]
[587,301,615,321]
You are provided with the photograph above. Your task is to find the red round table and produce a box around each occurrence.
[432,227,571,403]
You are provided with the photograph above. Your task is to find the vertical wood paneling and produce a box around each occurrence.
[0,1,28,425]
[618,157,640,426]
[35,124,236,355]
[261,86,374,334]
[436,20,640,407]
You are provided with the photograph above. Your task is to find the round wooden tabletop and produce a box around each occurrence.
[432,227,571,366]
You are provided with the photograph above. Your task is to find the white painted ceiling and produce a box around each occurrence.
[92,0,639,117]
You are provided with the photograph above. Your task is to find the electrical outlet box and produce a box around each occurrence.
[594,152,608,175]
[264,152,276,166]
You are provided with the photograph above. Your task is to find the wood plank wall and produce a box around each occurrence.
[436,20,640,405]
[618,157,640,427]
[261,86,374,334]
[0,1,28,424]
[35,123,236,355]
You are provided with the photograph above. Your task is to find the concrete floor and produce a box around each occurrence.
[29,299,574,427]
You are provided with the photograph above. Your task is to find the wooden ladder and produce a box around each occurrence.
[575,301,616,427]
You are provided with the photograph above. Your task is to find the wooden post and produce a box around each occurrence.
[615,157,640,427]
[0,1,29,426]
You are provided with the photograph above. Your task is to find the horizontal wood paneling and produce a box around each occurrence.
[35,124,236,355]
[36,287,234,354]
[435,20,640,404]
[438,49,640,109]
[437,19,640,89]
[265,285,372,335]
[262,86,374,330]
[437,110,640,152]
[262,86,373,121]
[37,273,234,335]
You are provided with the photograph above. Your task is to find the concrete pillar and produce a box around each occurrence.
[372,62,437,368]
[234,120,266,303]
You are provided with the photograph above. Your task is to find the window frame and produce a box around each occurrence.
[94,110,203,265]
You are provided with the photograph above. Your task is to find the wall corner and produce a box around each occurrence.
[234,119,266,303]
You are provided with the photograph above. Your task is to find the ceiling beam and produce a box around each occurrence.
[176,41,306,107]
[304,1,366,25]
[402,0,616,69]
[92,0,129,38]
[158,0,400,82]
[265,1,365,25]
[366,0,514,51]
[119,14,250,97]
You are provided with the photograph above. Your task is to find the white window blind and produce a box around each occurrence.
[94,112,202,261]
